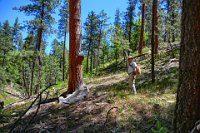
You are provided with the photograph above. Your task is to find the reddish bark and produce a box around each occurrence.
[68,0,84,94]
[151,0,156,83]
[139,1,146,54]
[63,31,67,81]
[154,0,159,54]
[174,1,200,132]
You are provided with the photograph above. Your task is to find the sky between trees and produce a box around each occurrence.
[0,0,128,53]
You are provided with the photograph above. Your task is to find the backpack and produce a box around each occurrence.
[135,65,141,76]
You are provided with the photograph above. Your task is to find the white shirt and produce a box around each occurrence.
[128,62,137,74]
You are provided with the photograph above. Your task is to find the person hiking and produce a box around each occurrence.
[127,56,138,95]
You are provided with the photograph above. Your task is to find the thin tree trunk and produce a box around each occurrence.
[174,1,200,132]
[154,0,159,54]
[164,16,167,42]
[35,2,44,93]
[90,50,93,74]
[62,31,67,81]
[115,49,118,66]
[129,15,133,50]
[86,39,91,73]
[171,11,175,42]
[96,38,101,75]
[93,52,96,72]
[102,52,105,68]
[37,28,43,94]
[151,0,156,83]
[22,65,29,96]
[167,0,171,43]
[86,52,89,73]
[139,1,146,55]
[30,50,36,96]
[68,0,84,94]
[2,51,5,67]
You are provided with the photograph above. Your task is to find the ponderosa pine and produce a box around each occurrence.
[139,0,146,55]
[174,1,200,132]
[154,0,158,54]
[68,0,84,93]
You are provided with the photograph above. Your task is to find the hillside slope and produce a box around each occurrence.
[0,44,179,132]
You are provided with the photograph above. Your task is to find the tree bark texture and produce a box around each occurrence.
[164,16,167,42]
[154,0,159,54]
[63,31,67,81]
[128,4,134,50]
[171,11,176,42]
[174,1,200,132]
[68,0,84,94]
[151,0,156,83]
[139,1,146,55]
[35,1,44,93]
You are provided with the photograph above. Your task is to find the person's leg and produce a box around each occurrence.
[128,74,133,89]
[132,76,137,95]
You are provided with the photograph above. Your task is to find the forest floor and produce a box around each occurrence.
[0,43,179,133]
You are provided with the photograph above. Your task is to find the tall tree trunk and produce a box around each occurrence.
[22,64,29,96]
[96,30,102,75]
[30,51,36,96]
[62,31,67,81]
[93,52,96,72]
[2,51,5,67]
[164,16,167,42]
[36,28,43,93]
[86,52,89,73]
[129,16,133,50]
[35,2,44,93]
[151,0,156,83]
[90,50,93,74]
[68,0,84,94]
[90,53,93,74]
[154,0,159,54]
[86,39,91,73]
[174,1,200,132]
[139,1,146,55]
[167,0,171,43]
[171,11,175,42]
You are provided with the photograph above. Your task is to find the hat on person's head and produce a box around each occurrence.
[128,56,134,63]
[128,56,134,59]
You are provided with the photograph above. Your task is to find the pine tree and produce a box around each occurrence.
[58,0,69,81]
[0,20,13,67]
[83,11,98,74]
[114,9,121,28]
[115,9,127,63]
[154,0,159,54]
[0,22,2,32]
[44,39,62,87]
[124,0,137,51]
[174,1,200,132]
[112,9,129,66]
[162,0,180,43]
[139,0,146,54]
[68,0,84,93]
[96,10,109,75]
[151,0,156,83]
[143,0,153,45]
[15,0,59,94]
[22,32,35,96]
[13,17,22,50]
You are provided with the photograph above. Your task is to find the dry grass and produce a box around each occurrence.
[0,48,179,132]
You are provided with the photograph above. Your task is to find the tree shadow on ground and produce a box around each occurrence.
[0,66,178,133]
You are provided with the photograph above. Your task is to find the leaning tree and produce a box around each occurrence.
[174,0,200,132]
